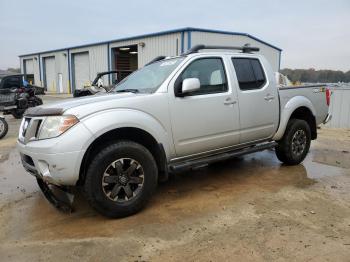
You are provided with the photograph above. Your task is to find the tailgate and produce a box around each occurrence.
[0,92,16,106]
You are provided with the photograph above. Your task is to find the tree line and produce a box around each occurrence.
[2,67,350,83]
[280,68,350,83]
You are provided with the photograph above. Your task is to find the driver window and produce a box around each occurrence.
[176,58,228,96]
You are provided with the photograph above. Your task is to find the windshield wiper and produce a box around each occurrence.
[115,89,139,94]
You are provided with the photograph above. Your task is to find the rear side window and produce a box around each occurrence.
[232,58,266,91]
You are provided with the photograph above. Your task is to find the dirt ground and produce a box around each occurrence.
[0,96,349,261]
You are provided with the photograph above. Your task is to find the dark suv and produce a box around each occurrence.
[0,74,45,95]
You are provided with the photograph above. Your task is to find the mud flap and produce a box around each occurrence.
[36,178,74,213]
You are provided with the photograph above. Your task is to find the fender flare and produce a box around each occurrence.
[80,108,174,160]
[273,96,316,141]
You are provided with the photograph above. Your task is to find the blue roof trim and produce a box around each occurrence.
[19,27,282,57]
[188,28,282,51]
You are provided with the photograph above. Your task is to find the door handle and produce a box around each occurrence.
[264,95,275,101]
[224,98,237,105]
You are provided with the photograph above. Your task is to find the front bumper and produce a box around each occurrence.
[18,142,84,186]
[17,122,93,186]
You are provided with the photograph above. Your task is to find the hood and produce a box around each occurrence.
[25,93,143,117]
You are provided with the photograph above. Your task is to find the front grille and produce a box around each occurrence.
[19,117,43,144]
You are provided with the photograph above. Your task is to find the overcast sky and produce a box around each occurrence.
[0,0,349,71]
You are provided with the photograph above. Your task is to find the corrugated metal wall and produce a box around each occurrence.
[19,30,280,93]
[23,59,34,74]
[20,55,40,85]
[109,32,182,67]
[70,44,108,89]
[191,31,281,72]
[327,88,350,128]
[41,51,70,93]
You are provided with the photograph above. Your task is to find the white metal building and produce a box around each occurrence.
[19,27,282,94]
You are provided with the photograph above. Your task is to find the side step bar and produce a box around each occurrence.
[169,141,277,172]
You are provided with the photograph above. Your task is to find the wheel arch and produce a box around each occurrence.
[77,127,168,186]
[289,107,317,139]
[273,96,317,141]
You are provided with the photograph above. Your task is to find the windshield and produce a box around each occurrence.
[113,57,184,93]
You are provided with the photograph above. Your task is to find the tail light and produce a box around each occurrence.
[326,88,331,106]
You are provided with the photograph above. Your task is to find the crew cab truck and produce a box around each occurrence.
[17,45,331,218]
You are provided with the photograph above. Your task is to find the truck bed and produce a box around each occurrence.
[279,84,329,125]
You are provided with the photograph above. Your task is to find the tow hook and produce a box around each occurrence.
[36,178,74,213]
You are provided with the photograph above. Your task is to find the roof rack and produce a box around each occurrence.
[145,56,167,66]
[183,44,260,55]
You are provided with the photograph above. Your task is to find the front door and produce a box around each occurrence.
[169,57,240,158]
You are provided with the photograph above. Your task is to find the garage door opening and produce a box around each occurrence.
[43,56,56,92]
[23,59,35,84]
[112,45,138,82]
[72,52,90,91]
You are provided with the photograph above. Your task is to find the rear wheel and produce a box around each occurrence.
[275,119,311,165]
[34,97,43,106]
[0,118,8,139]
[84,140,158,218]
[11,110,24,119]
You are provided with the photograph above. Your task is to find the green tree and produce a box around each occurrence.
[280,68,349,83]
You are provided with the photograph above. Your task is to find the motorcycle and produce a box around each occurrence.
[0,86,43,119]
[0,116,8,139]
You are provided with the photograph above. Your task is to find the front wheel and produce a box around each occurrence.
[84,140,158,218]
[0,118,8,139]
[275,119,311,165]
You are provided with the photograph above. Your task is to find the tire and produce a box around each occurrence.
[35,97,43,106]
[11,110,24,119]
[0,118,8,139]
[84,140,158,218]
[275,119,311,165]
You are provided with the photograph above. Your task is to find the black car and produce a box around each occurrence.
[0,73,43,119]
[0,73,45,95]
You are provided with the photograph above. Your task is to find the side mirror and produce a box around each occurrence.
[181,78,200,95]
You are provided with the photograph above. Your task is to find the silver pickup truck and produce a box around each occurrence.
[17,45,331,218]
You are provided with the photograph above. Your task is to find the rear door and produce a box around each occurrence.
[169,56,240,157]
[231,57,279,144]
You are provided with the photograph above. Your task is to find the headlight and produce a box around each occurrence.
[38,115,79,139]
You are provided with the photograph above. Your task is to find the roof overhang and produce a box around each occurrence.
[19,27,282,57]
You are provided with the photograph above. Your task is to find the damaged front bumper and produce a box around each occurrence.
[18,142,84,213]
[19,153,76,213]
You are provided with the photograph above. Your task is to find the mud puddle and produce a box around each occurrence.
[0,148,346,243]
[1,127,350,261]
